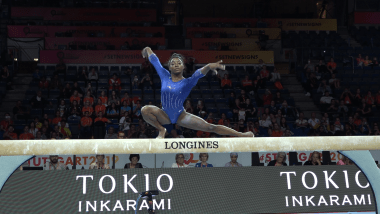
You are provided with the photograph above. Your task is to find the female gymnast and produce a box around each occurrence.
[140,47,254,139]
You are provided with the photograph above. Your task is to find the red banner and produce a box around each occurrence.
[11,7,156,22]
[192,38,260,51]
[184,17,258,26]
[186,28,280,40]
[40,50,274,64]
[45,37,165,50]
[354,12,380,24]
[8,25,165,38]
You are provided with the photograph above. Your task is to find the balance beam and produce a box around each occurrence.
[0,136,379,155]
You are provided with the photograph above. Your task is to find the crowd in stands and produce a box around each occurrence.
[299,55,380,136]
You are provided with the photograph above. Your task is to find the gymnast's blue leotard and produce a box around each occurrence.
[149,53,204,124]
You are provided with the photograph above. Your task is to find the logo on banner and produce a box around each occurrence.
[57,51,80,60]
[164,141,219,149]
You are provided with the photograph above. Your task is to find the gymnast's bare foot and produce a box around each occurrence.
[241,132,254,137]
[156,128,167,139]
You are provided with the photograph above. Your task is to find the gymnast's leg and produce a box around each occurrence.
[141,105,171,139]
[176,111,254,137]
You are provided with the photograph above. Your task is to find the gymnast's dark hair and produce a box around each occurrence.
[168,53,186,64]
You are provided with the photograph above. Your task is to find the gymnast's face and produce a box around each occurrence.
[169,58,184,75]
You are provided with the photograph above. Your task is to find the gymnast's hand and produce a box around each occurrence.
[141,47,152,59]
[208,60,226,75]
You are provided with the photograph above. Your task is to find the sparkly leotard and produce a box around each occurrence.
[149,54,204,124]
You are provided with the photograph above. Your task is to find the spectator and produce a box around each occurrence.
[132,100,142,118]
[194,100,207,116]
[218,113,229,125]
[326,99,338,114]
[59,120,72,138]
[141,57,153,74]
[340,88,353,105]
[225,153,242,167]
[232,99,244,122]
[220,74,232,90]
[45,155,67,170]
[372,57,379,68]
[127,124,137,138]
[109,73,121,91]
[357,98,372,117]
[184,100,194,114]
[259,113,272,128]
[3,125,17,140]
[38,76,49,89]
[353,88,362,106]
[317,79,332,95]
[262,89,272,106]
[121,42,130,50]
[267,152,287,166]
[195,153,213,167]
[359,118,370,135]
[35,131,43,140]
[95,111,111,124]
[80,111,92,138]
[364,55,372,67]
[0,113,13,133]
[185,56,195,74]
[365,91,375,105]
[245,98,256,119]
[85,82,95,95]
[124,154,143,168]
[61,83,72,99]
[120,100,132,116]
[55,59,66,75]
[328,74,340,90]
[308,112,320,130]
[295,112,308,129]
[95,98,106,115]
[53,125,64,139]
[238,89,250,103]
[83,90,95,106]
[228,92,236,109]
[271,123,283,137]
[57,100,67,117]
[108,90,120,106]
[206,112,215,124]
[140,73,153,89]
[283,129,292,137]
[259,65,270,86]
[119,111,131,135]
[304,151,322,165]
[241,75,253,94]
[72,81,84,97]
[105,126,118,139]
[77,66,88,82]
[304,59,314,72]
[19,126,34,140]
[121,92,132,106]
[356,54,364,66]
[327,57,337,74]
[68,100,81,121]
[337,155,354,165]
[320,91,334,111]
[332,118,344,134]
[70,90,81,104]
[345,124,354,136]
[33,68,42,81]
[88,68,99,87]
[89,154,110,169]
[34,117,42,130]
[82,100,94,117]
[132,75,140,89]
[29,121,38,137]
[273,91,284,107]
[172,153,188,168]
[30,91,47,109]
[107,103,119,118]
[118,131,126,139]
[338,100,349,117]
[279,117,289,131]
[99,91,108,106]
[270,67,281,82]
[316,60,327,73]
[13,100,28,120]
[269,100,277,115]
[49,74,62,91]
[303,72,318,97]
[1,65,13,90]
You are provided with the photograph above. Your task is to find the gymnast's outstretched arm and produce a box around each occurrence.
[141,47,170,79]
[199,60,226,75]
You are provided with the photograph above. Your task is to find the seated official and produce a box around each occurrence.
[171,153,188,168]
[195,153,213,168]
[303,151,323,165]
[124,154,143,168]
[89,154,110,169]
[267,152,287,166]
[225,153,242,167]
